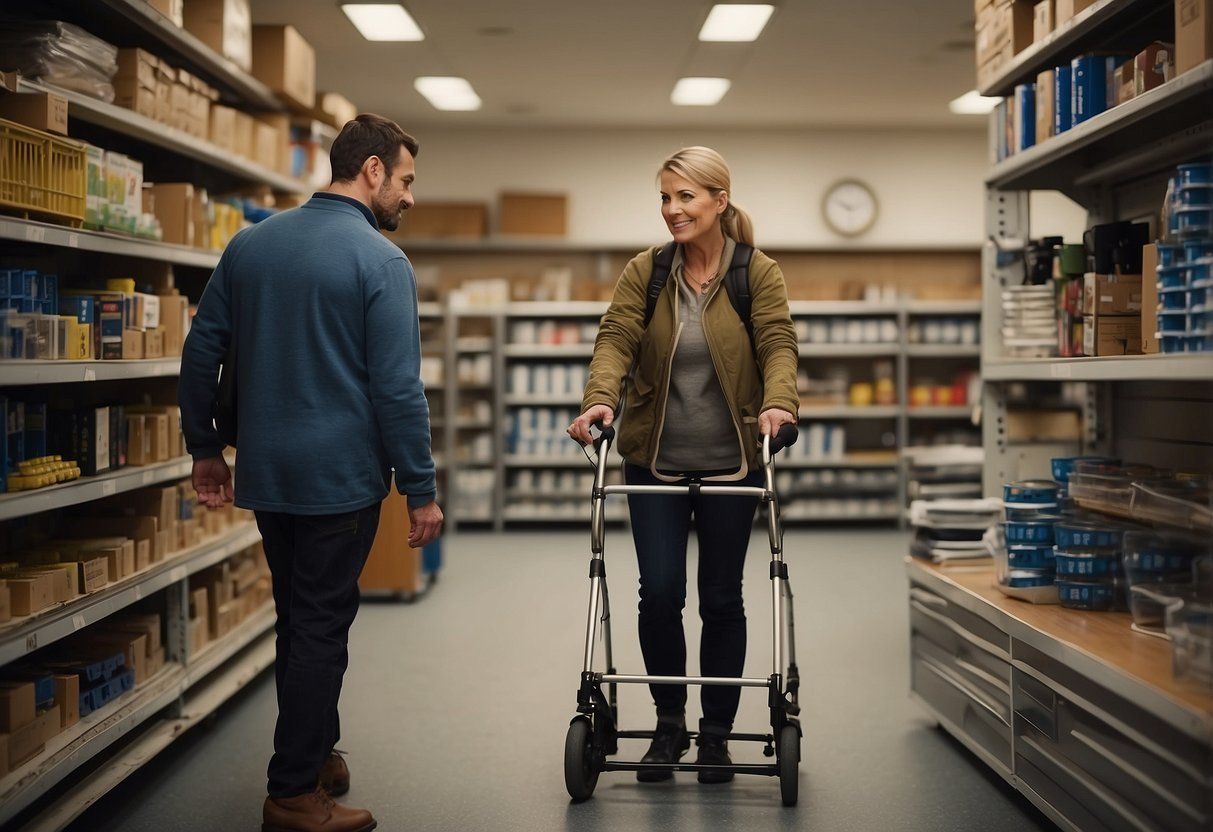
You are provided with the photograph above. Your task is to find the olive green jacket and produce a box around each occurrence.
[581,245,800,472]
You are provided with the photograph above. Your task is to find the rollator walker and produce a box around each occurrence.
[564,421,803,806]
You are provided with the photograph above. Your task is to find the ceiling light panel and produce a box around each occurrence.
[414,76,482,111]
[698,4,775,42]
[342,4,424,41]
[948,90,1000,115]
[671,77,732,106]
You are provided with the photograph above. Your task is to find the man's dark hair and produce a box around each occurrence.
[330,114,419,182]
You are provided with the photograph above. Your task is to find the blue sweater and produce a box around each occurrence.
[178,194,436,513]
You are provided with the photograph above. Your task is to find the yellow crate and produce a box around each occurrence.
[0,117,86,226]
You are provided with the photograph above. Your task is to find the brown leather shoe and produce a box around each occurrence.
[262,786,376,832]
[319,750,351,797]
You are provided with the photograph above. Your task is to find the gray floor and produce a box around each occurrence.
[65,529,1051,831]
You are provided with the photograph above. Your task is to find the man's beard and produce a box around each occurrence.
[372,184,403,231]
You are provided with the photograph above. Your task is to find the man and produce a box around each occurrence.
[179,113,443,832]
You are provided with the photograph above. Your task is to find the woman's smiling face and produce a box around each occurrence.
[659,170,727,245]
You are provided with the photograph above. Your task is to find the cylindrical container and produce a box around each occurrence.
[1004,480,1063,505]
[1057,578,1126,611]
[1004,520,1055,544]
[1054,550,1122,578]
[1008,545,1056,570]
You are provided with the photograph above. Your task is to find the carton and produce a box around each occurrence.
[257,113,293,177]
[147,0,184,27]
[158,294,190,355]
[1054,0,1099,24]
[144,328,165,359]
[14,565,76,600]
[148,413,170,462]
[252,121,279,171]
[1006,409,1082,441]
[1033,0,1053,42]
[114,48,158,92]
[184,0,252,71]
[1083,315,1143,356]
[1135,42,1175,95]
[233,111,255,160]
[315,91,357,128]
[54,675,80,729]
[252,25,316,111]
[6,714,43,769]
[0,682,35,732]
[209,104,237,151]
[0,91,68,135]
[1116,61,1136,105]
[127,414,150,466]
[499,193,567,236]
[1083,273,1143,316]
[1035,70,1055,144]
[5,573,55,616]
[1177,0,1213,76]
[144,183,195,246]
[36,704,60,745]
[123,328,145,359]
[78,632,147,685]
[1141,244,1159,354]
[399,202,489,239]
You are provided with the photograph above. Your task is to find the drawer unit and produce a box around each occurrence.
[912,653,1014,775]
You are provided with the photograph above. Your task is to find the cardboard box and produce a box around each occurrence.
[400,202,489,239]
[144,182,195,246]
[184,0,252,71]
[82,633,148,686]
[252,25,316,111]
[0,91,68,135]
[314,91,357,129]
[36,704,60,745]
[1055,0,1099,24]
[147,0,184,27]
[122,328,144,359]
[257,113,293,177]
[54,675,79,729]
[1084,315,1142,356]
[0,582,9,624]
[75,556,109,593]
[143,328,165,359]
[1115,61,1135,104]
[115,48,158,91]
[0,682,35,732]
[977,1,1035,71]
[1141,244,1160,354]
[14,566,75,601]
[1083,273,1143,315]
[1033,0,1054,41]
[1007,409,1082,441]
[252,121,279,171]
[126,414,150,466]
[154,62,174,124]
[148,413,170,462]
[1177,0,1213,76]
[209,104,237,151]
[498,193,567,236]
[1035,69,1055,144]
[6,714,43,769]
[6,573,55,616]
[1136,42,1176,95]
[233,111,255,159]
[158,293,189,355]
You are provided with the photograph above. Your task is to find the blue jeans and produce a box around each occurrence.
[624,464,762,736]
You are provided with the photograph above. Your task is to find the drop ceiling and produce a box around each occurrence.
[252,1,983,130]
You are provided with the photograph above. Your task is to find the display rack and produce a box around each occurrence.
[0,216,221,269]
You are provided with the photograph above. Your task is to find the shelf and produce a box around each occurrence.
[0,457,191,522]
[978,0,1161,97]
[417,303,445,318]
[907,344,981,357]
[777,454,900,469]
[788,301,899,316]
[505,394,583,406]
[907,406,975,419]
[782,509,900,522]
[0,603,275,827]
[798,343,900,356]
[798,405,900,419]
[986,61,1213,193]
[0,216,220,269]
[983,353,1213,381]
[905,300,983,315]
[504,344,594,358]
[505,456,593,468]
[0,524,260,666]
[0,358,181,386]
[84,0,284,110]
[503,510,627,523]
[21,80,307,194]
[506,302,609,318]
[456,337,494,353]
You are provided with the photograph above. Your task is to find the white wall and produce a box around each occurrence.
[406,126,1000,248]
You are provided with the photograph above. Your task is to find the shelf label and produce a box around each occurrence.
[134,585,143,601]
[142,470,155,485]
[101,481,116,496]
[25,634,37,652]
[67,233,79,248]
[1050,364,1072,379]
[24,225,46,243]
[84,368,96,382]
[170,566,187,582]
[72,614,86,631]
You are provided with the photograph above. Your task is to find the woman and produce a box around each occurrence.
[567,146,799,783]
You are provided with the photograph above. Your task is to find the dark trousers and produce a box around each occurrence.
[624,464,762,736]
[255,504,380,798]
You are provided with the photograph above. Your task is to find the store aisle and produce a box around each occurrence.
[68,529,1050,832]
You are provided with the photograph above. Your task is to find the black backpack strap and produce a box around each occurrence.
[644,242,678,328]
[723,243,755,349]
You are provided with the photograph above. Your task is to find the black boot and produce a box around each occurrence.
[695,733,734,784]
[637,719,690,782]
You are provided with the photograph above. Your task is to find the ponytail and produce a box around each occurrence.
[721,201,754,247]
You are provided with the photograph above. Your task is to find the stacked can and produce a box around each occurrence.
[1000,480,1063,590]
[1159,160,1213,353]
[1053,521,1131,611]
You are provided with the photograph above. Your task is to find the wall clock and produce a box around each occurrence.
[822,179,878,238]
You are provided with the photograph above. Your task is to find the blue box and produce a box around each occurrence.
[20,270,37,300]
[41,273,58,310]
[1053,65,1072,133]
[0,269,18,299]
[1015,83,1036,152]
[24,402,47,458]
[60,294,95,324]
[1071,55,1123,125]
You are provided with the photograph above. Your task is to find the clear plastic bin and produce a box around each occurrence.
[1130,481,1213,532]
[1166,597,1213,686]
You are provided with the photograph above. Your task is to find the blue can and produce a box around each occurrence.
[1051,456,1118,484]
[1004,480,1062,505]
[1191,286,1209,309]
[1055,521,1125,551]
[1158,265,1187,289]
[1188,332,1213,352]
[1178,207,1213,238]
[1161,334,1188,353]
[1124,547,1197,575]
[1178,162,1213,186]
[1189,257,1213,284]
[1004,520,1055,544]
[1179,185,1213,206]
[1004,569,1056,589]
[1008,545,1057,570]
[1055,550,1122,577]
[1158,243,1186,268]
[1183,239,1213,261]
[1057,579,1124,611]
[1160,287,1189,310]
[1158,312,1188,333]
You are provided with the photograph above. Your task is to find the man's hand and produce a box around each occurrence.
[192,456,233,510]
[758,408,797,437]
[567,405,614,446]
[408,500,444,549]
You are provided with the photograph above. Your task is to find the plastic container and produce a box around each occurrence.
[1005,505,1061,521]
[1177,207,1213,238]
[1004,480,1062,504]
[1057,578,1125,611]
[0,117,87,225]
[1189,257,1213,284]
[1008,545,1056,570]
[1183,239,1213,261]
[1190,310,1213,331]
[1178,162,1213,186]
[1158,312,1188,333]
[1003,569,1056,589]
[1166,597,1213,684]
[1054,520,1126,551]
[1130,480,1213,531]
[1190,286,1209,309]
[1003,520,1055,544]
[1179,185,1213,206]
[1160,287,1189,310]
[1157,243,1185,268]
[1051,456,1118,485]
[1160,334,1187,353]
[1128,583,1188,630]
[1123,530,1206,577]
[1055,550,1122,577]
[1158,265,1186,289]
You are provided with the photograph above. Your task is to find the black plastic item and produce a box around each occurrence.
[1085,222,1133,274]
[770,423,799,454]
[1113,223,1151,274]
[1024,236,1063,285]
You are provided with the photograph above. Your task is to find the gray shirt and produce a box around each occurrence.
[655,237,744,476]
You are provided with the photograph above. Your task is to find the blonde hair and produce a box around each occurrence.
[659,146,754,246]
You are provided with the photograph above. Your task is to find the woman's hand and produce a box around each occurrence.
[567,405,615,446]
[758,408,796,437]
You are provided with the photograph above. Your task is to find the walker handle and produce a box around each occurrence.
[591,419,615,452]
[767,424,799,455]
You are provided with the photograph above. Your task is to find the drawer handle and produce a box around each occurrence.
[955,655,1011,699]
[910,587,947,608]
[911,599,1011,663]
[920,654,1010,728]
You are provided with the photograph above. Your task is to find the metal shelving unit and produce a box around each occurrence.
[0,457,192,522]
[983,354,1213,381]
[799,343,900,356]
[799,405,900,419]
[503,344,595,358]
[906,344,981,357]
[0,216,220,269]
[0,358,182,386]
[907,406,974,420]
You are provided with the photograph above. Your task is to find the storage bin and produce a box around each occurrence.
[1057,578,1125,611]
[1177,162,1213,186]
[1004,505,1060,521]
[1166,597,1213,684]
[0,117,86,226]
[1177,206,1213,238]
[1183,239,1213,261]
[1129,481,1213,531]
[1189,286,1208,309]
[1123,530,1205,576]
[1054,550,1122,578]
[1187,331,1213,351]
[1157,312,1187,333]
[1157,242,1185,267]
[1054,520,1126,551]
[1188,257,1213,283]
[1003,569,1056,588]
[1051,457,1117,484]
[1178,184,1213,206]
[1156,265,1185,289]
[1128,583,1188,630]
[1004,480,1062,504]
[1160,334,1186,353]
[1159,287,1188,310]
[1003,520,1055,544]
[1007,545,1056,570]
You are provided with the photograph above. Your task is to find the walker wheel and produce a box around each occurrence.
[778,723,800,807]
[564,718,599,801]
